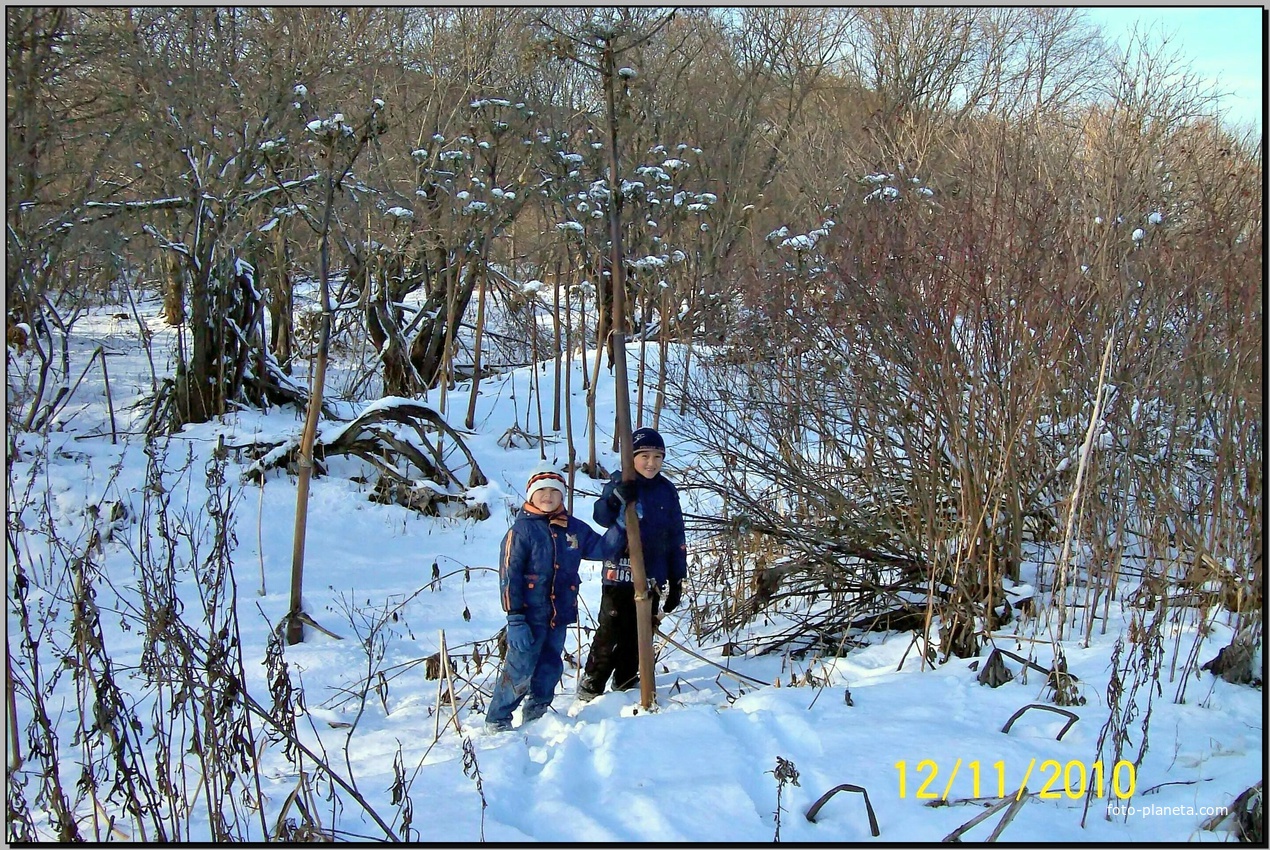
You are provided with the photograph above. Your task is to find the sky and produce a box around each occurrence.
[1082,5,1264,132]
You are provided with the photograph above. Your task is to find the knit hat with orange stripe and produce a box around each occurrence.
[526,464,567,499]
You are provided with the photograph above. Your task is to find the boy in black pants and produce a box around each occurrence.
[579,427,687,699]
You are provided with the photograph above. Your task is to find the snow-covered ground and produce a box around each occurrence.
[6,299,1261,843]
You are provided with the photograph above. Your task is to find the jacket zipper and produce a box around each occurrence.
[549,528,559,628]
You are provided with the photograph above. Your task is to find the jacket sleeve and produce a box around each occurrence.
[498,523,528,614]
[668,485,688,582]
[592,473,621,528]
[577,519,627,563]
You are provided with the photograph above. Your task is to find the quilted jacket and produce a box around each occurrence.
[499,505,625,628]
[593,471,688,588]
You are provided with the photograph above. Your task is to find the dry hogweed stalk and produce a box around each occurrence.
[461,735,488,841]
[769,756,801,842]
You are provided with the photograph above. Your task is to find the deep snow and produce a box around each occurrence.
[5,298,1262,844]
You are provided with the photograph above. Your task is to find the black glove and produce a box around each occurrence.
[663,578,683,613]
[614,480,639,506]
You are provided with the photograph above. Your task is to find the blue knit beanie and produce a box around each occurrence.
[631,427,665,455]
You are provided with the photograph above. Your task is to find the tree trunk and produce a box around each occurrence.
[552,257,563,433]
[563,272,577,507]
[163,246,185,327]
[678,336,693,417]
[636,291,648,428]
[174,230,220,426]
[411,254,482,390]
[464,263,488,430]
[439,242,466,414]
[585,285,607,474]
[268,220,294,374]
[578,249,590,394]
[174,248,263,427]
[654,288,668,429]
[529,291,545,455]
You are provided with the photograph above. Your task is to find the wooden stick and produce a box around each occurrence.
[439,630,463,735]
[99,349,118,444]
[257,477,267,596]
[439,630,449,742]
[943,796,1013,841]
[942,788,1033,842]
[600,38,656,711]
[6,649,20,770]
[985,791,1028,841]
[654,624,769,687]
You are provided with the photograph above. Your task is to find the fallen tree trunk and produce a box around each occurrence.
[240,398,489,518]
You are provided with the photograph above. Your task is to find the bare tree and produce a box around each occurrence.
[840,8,1111,179]
[54,8,381,427]
[6,8,133,430]
[350,94,544,396]
[670,27,1260,667]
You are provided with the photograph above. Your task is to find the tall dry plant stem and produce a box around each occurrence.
[287,109,376,644]
[1051,321,1117,642]
[286,167,337,645]
[600,33,657,710]
[564,280,579,509]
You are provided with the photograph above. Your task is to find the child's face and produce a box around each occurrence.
[633,449,664,479]
[530,487,563,512]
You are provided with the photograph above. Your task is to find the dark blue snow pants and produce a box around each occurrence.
[486,621,570,725]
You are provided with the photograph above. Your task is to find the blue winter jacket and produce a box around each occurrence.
[593,471,688,588]
[499,505,625,628]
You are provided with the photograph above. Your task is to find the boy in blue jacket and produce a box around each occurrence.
[486,464,626,731]
[579,427,688,700]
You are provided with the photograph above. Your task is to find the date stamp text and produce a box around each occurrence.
[895,758,1137,801]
